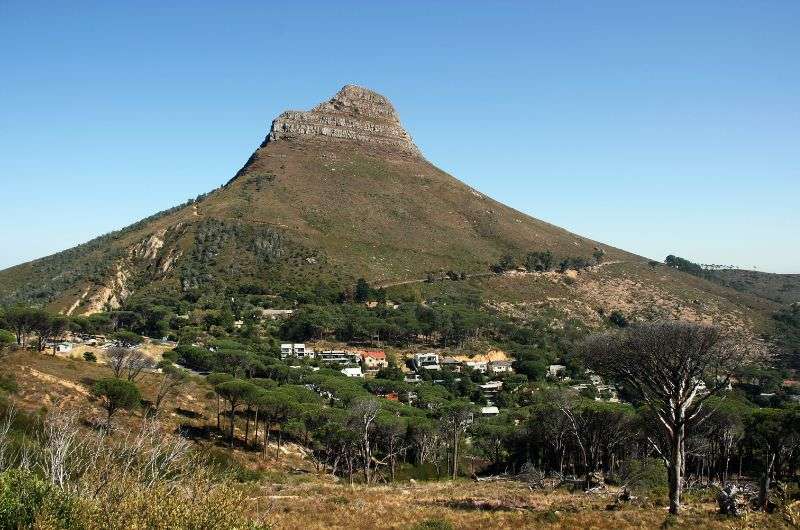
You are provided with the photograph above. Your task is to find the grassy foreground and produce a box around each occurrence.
[250,478,798,530]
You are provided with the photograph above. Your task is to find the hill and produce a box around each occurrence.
[710,269,800,305]
[0,85,777,338]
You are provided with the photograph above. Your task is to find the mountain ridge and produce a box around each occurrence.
[0,85,778,341]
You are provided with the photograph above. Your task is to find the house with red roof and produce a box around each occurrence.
[361,350,388,371]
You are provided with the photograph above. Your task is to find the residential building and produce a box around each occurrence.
[318,350,361,365]
[361,350,388,371]
[440,356,461,372]
[413,353,440,371]
[488,360,513,374]
[260,309,295,320]
[341,366,364,378]
[547,364,567,379]
[480,406,500,416]
[479,381,503,395]
[280,343,311,359]
[464,360,488,373]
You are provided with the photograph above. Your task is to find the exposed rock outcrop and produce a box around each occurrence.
[267,85,421,156]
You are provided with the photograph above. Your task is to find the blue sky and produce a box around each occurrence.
[1,1,798,273]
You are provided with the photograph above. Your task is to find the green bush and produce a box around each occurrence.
[613,458,667,495]
[0,470,77,529]
[413,519,453,530]
[0,375,17,395]
[83,351,97,362]
[0,331,14,346]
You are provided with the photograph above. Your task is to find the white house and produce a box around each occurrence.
[280,343,311,359]
[318,350,361,365]
[413,353,440,371]
[488,360,513,374]
[464,360,488,373]
[547,364,567,379]
[341,366,364,378]
[260,309,295,320]
[479,381,503,394]
[480,406,500,416]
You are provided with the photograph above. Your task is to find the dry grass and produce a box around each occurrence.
[253,479,796,529]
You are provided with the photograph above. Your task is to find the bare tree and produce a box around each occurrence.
[105,347,154,381]
[348,397,380,484]
[39,409,84,488]
[152,363,188,414]
[440,401,473,479]
[125,350,154,382]
[107,347,132,378]
[582,321,748,515]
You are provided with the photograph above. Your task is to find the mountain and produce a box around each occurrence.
[710,269,800,305]
[0,85,777,335]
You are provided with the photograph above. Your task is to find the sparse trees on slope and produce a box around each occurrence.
[582,321,747,515]
[92,377,141,431]
[214,379,257,446]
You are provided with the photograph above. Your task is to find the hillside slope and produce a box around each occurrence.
[0,85,775,333]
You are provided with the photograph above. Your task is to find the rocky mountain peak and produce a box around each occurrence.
[267,85,421,156]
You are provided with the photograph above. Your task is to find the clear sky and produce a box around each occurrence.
[1,1,798,273]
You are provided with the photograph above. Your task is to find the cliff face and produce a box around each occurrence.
[267,85,421,156]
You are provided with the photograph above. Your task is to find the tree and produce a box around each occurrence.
[524,250,553,272]
[152,361,188,414]
[582,321,747,515]
[354,278,371,303]
[207,372,233,430]
[348,397,380,483]
[215,379,257,445]
[4,306,37,346]
[124,350,155,381]
[30,312,69,353]
[107,347,132,378]
[440,401,473,479]
[112,330,144,348]
[106,347,153,381]
[83,351,97,362]
[745,407,800,510]
[91,377,141,430]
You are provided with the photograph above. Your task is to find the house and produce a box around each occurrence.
[440,356,461,372]
[404,374,422,383]
[280,343,311,359]
[413,353,440,371]
[488,360,513,374]
[479,381,503,394]
[361,350,388,371]
[480,406,500,416]
[341,366,364,378]
[318,350,361,365]
[547,364,567,379]
[260,309,295,320]
[464,360,488,373]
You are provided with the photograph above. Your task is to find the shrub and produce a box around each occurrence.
[0,470,77,529]
[0,376,17,395]
[413,519,453,530]
[613,458,667,495]
[83,351,97,362]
